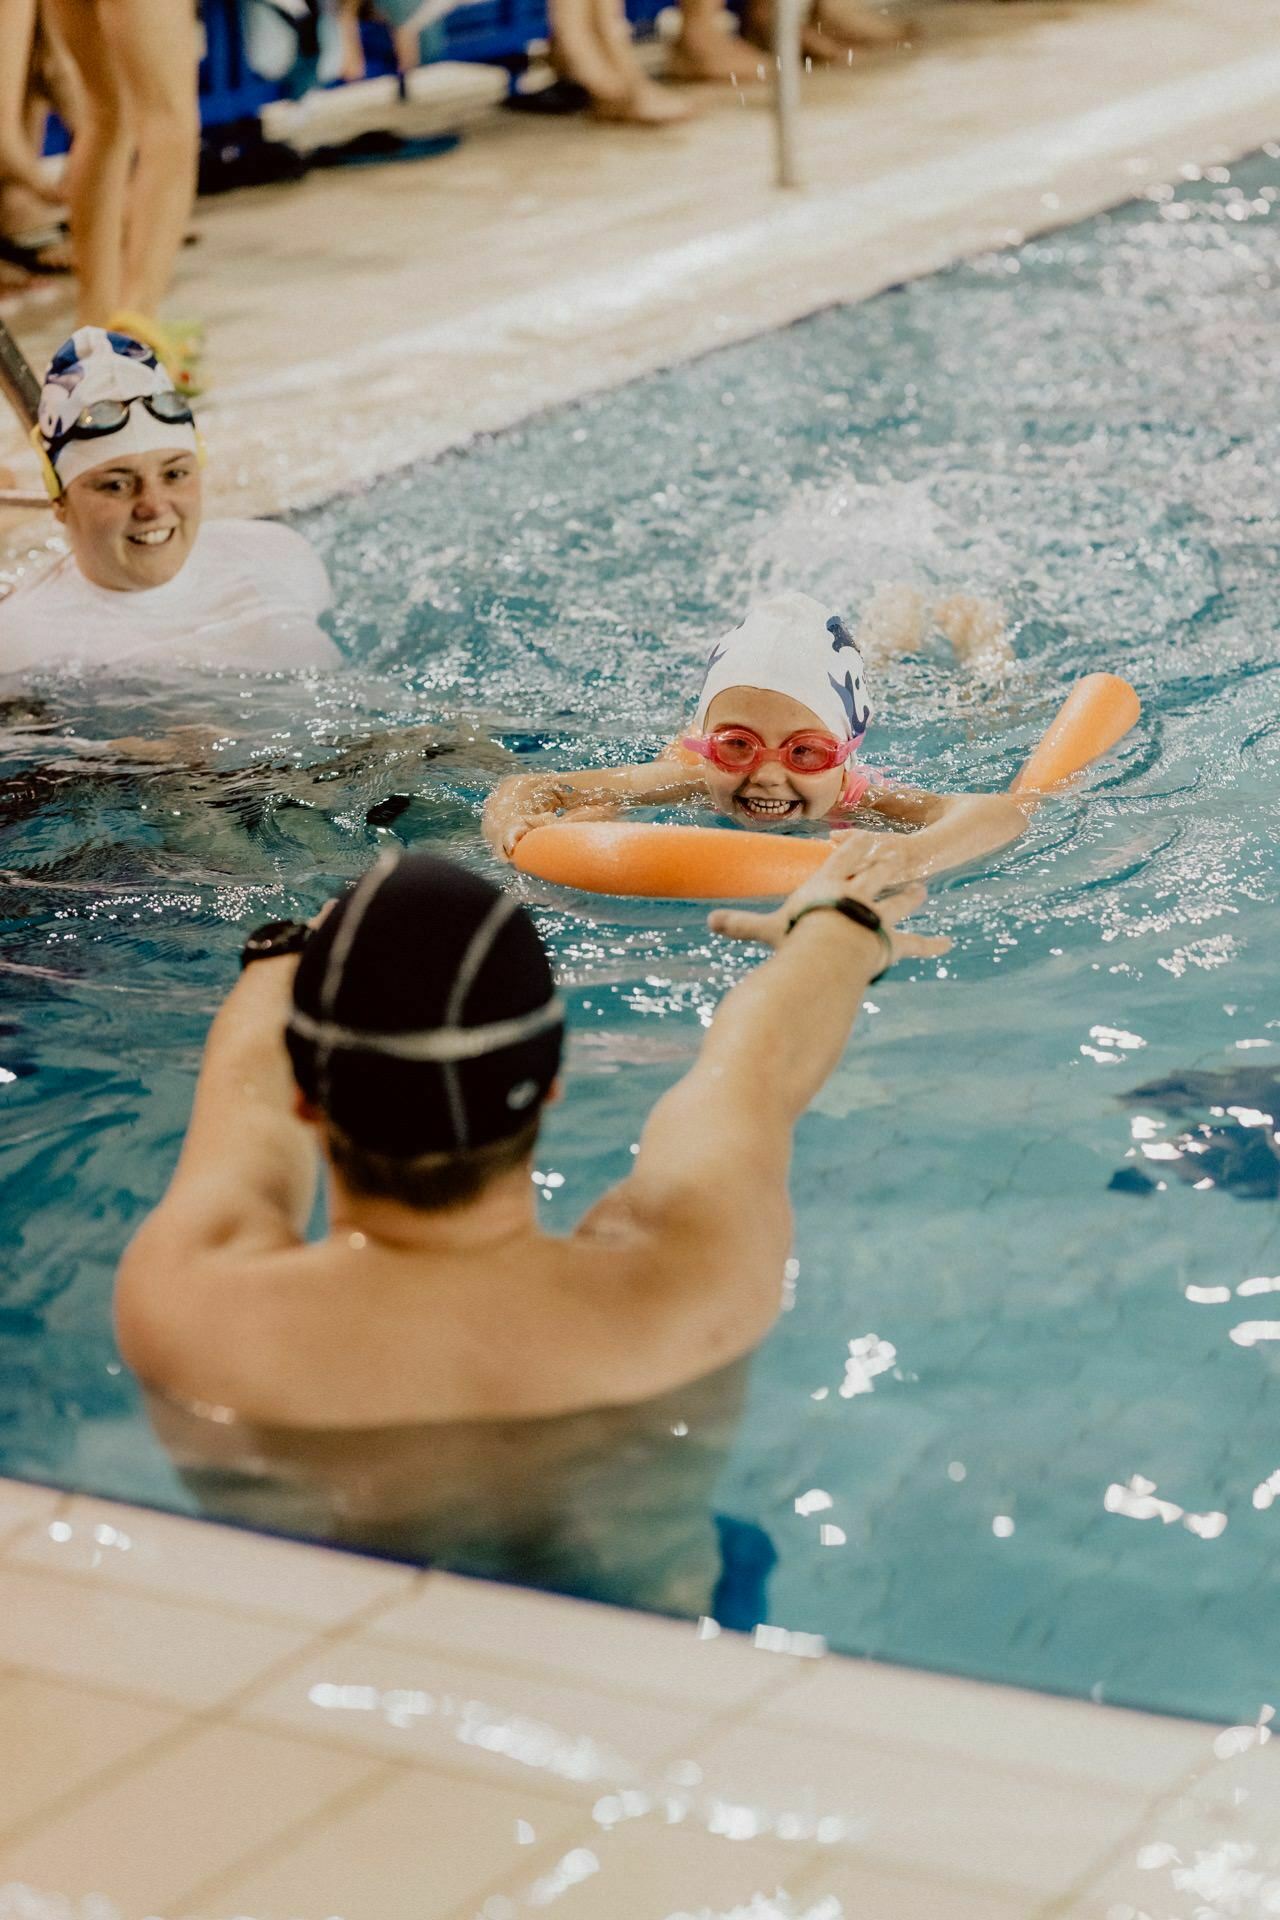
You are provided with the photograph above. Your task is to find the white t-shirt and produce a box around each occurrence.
[0,518,341,676]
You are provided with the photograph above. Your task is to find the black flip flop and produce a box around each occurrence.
[504,77,591,114]
[0,233,70,276]
[307,129,460,168]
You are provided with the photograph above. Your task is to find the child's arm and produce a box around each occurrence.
[837,782,1028,884]
[484,757,708,858]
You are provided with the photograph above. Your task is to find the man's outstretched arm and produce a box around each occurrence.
[607,842,948,1326]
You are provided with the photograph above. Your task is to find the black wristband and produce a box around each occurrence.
[785,896,894,982]
[240,918,310,970]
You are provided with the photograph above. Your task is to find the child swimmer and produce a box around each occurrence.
[484,591,1029,888]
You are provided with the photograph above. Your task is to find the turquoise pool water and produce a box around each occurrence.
[3,151,1280,1724]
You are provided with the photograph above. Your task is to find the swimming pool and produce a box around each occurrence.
[3,147,1279,1726]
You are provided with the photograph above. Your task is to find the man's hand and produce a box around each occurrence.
[707,831,952,967]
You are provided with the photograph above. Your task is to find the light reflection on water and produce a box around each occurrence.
[2,154,1280,1722]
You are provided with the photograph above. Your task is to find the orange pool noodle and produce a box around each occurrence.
[1010,671,1140,798]
[515,820,829,899]
[513,671,1140,899]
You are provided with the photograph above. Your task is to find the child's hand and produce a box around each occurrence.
[483,777,551,858]
[483,776,618,860]
[107,724,223,766]
[826,826,924,896]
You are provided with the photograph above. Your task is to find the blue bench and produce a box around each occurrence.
[200,0,670,128]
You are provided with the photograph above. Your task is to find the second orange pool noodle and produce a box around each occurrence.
[514,671,1141,900]
[1009,671,1140,798]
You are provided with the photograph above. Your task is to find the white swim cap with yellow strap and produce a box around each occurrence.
[35,327,200,495]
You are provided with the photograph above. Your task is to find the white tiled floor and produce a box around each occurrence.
[687,1715,1152,1899]
[760,1657,1212,1796]
[0,1721,378,1914]
[2,1482,1279,1919]
[0,1671,180,1835]
[0,1562,310,1710]
[4,3,1280,1913]
[0,1478,61,1548]
[791,1859,1034,1920]
[363,1574,797,1711]
[10,1493,418,1626]
[202,1768,592,1920]
[240,1631,713,1790]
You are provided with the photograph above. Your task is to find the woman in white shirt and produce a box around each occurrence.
[0,326,340,679]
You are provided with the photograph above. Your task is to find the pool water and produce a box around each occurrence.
[3,150,1280,1725]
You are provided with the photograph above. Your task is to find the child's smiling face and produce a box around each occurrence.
[702,686,848,827]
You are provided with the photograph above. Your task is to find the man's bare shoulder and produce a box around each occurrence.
[116,1201,775,1431]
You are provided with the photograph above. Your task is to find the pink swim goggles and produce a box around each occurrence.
[681,724,858,778]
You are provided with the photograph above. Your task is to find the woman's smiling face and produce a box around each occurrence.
[702,686,848,827]
[56,449,203,593]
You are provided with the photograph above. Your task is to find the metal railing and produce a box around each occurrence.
[772,0,804,189]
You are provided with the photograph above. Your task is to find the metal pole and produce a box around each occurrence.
[0,317,41,434]
[0,318,52,509]
[773,0,803,190]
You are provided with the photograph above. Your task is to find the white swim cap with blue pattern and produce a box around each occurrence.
[695,591,872,743]
[38,327,198,489]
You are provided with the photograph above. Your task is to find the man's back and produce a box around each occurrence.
[116,1172,779,1429]
[117,841,935,1437]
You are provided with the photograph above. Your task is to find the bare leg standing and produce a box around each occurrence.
[39,0,197,358]
[550,0,692,121]
[669,0,761,82]
[41,0,131,321]
[589,0,692,121]
[0,0,62,203]
[101,0,199,320]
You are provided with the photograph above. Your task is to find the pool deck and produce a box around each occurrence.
[2,1477,1278,1920]
[4,0,1280,1911]
[4,0,1280,536]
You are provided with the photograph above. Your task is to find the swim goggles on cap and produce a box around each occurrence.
[42,390,196,459]
[681,725,857,778]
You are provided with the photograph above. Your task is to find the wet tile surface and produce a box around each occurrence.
[9,1494,420,1625]
[367,1572,797,1709]
[791,1855,1043,1920]
[0,1498,1248,1920]
[0,1565,309,1709]
[0,1476,63,1548]
[686,1716,1159,1897]
[0,1673,179,1841]
[469,1819,807,1920]
[239,1631,708,1796]
[1059,1734,1280,1918]
[0,1721,377,1913]
[202,1763,585,1920]
[765,1658,1213,1795]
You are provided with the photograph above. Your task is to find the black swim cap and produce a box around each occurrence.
[286,851,563,1157]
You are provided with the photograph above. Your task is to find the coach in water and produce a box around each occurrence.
[115,840,947,1427]
[0,327,339,678]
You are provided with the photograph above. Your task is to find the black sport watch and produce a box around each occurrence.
[784,896,894,982]
[240,918,311,970]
